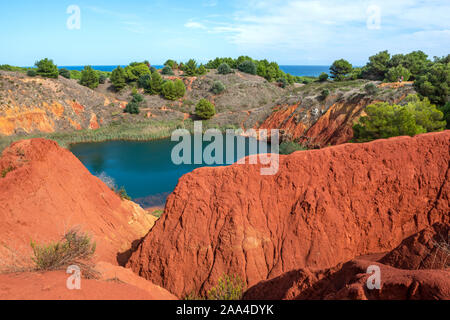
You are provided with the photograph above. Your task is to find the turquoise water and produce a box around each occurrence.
[70,135,270,207]
[59,65,329,77]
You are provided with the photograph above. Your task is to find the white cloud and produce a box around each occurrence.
[185,21,207,29]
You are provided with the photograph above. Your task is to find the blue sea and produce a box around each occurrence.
[59,65,330,77]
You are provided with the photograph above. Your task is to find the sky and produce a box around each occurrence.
[0,0,449,66]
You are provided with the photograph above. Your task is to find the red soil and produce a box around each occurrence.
[127,131,449,298]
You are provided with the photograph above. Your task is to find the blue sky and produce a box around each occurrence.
[0,0,449,66]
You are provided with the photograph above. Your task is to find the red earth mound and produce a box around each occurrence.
[127,131,450,298]
[0,138,156,267]
[242,259,450,300]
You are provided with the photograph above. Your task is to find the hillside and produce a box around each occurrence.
[0,69,418,151]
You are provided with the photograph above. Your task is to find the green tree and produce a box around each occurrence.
[385,65,412,82]
[174,79,186,98]
[195,99,216,120]
[197,65,207,75]
[162,66,174,75]
[98,72,108,84]
[80,66,99,89]
[151,71,163,94]
[162,81,177,100]
[138,74,152,93]
[184,59,198,76]
[318,72,329,82]
[218,63,232,75]
[330,59,353,81]
[439,102,450,129]
[35,58,59,78]
[124,63,150,82]
[238,60,257,75]
[361,50,391,80]
[111,66,126,91]
[353,97,445,142]
[164,59,178,69]
[414,62,450,106]
[124,93,143,114]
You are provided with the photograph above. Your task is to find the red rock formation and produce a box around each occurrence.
[243,259,450,300]
[0,139,156,266]
[127,131,450,298]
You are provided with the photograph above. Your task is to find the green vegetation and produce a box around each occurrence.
[195,99,216,120]
[414,61,450,106]
[124,62,151,82]
[353,95,446,142]
[183,59,199,76]
[385,65,411,82]
[318,72,329,82]
[174,79,186,98]
[111,66,126,91]
[211,80,226,94]
[238,60,257,75]
[440,102,450,129]
[30,228,96,271]
[364,83,379,95]
[320,88,330,100]
[279,141,307,155]
[330,59,353,81]
[35,58,59,78]
[207,274,245,300]
[0,64,30,73]
[138,74,152,93]
[124,93,144,114]
[151,209,164,218]
[162,66,174,75]
[162,81,177,100]
[1,166,14,178]
[217,63,232,75]
[27,69,37,77]
[59,68,71,79]
[116,186,131,200]
[164,59,178,70]
[79,66,99,89]
[151,71,163,94]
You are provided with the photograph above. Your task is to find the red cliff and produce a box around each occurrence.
[127,131,450,298]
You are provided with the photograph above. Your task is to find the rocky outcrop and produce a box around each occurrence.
[0,138,156,266]
[127,131,450,298]
[243,259,450,300]
[0,71,121,135]
[258,82,415,147]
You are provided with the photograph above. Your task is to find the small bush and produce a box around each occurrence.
[1,166,14,178]
[30,228,96,271]
[318,72,329,82]
[364,83,379,95]
[279,141,307,155]
[238,60,257,75]
[27,70,37,77]
[116,186,131,200]
[162,80,177,100]
[35,58,59,78]
[59,68,71,79]
[162,66,174,75]
[320,89,330,100]
[211,81,226,94]
[207,274,245,300]
[98,73,108,84]
[151,209,164,218]
[217,63,232,75]
[80,66,99,89]
[195,99,216,120]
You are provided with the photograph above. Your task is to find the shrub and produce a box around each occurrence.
[164,59,178,69]
[116,186,131,200]
[162,81,177,100]
[184,59,198,76]
[80,66,99,89]
[218,63,232,75]
[211,81,225,94]
[151,71,163,94]
[320,89,330,100]
[318,72,329,82]
[279,141,307,155]
[59,68,71,79]
[414,62,450,106]
[30,228,96,271]
[174,79,186,98]
[364,83,379,95]
[439,102,450,129]
[385,65,411,82]
[124,63,150,82]
[195,99,216,120]
[27,70,37,77]
[98,73,108,84]
[162,66,174,75]
[197,65,207,75]
[35,58,59,78]
[124,93,143,114]
[138,74,152,93]
[330,59,353,81]
[353,97,445,142]
[238,60,257,75]
[207,274,245,300]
